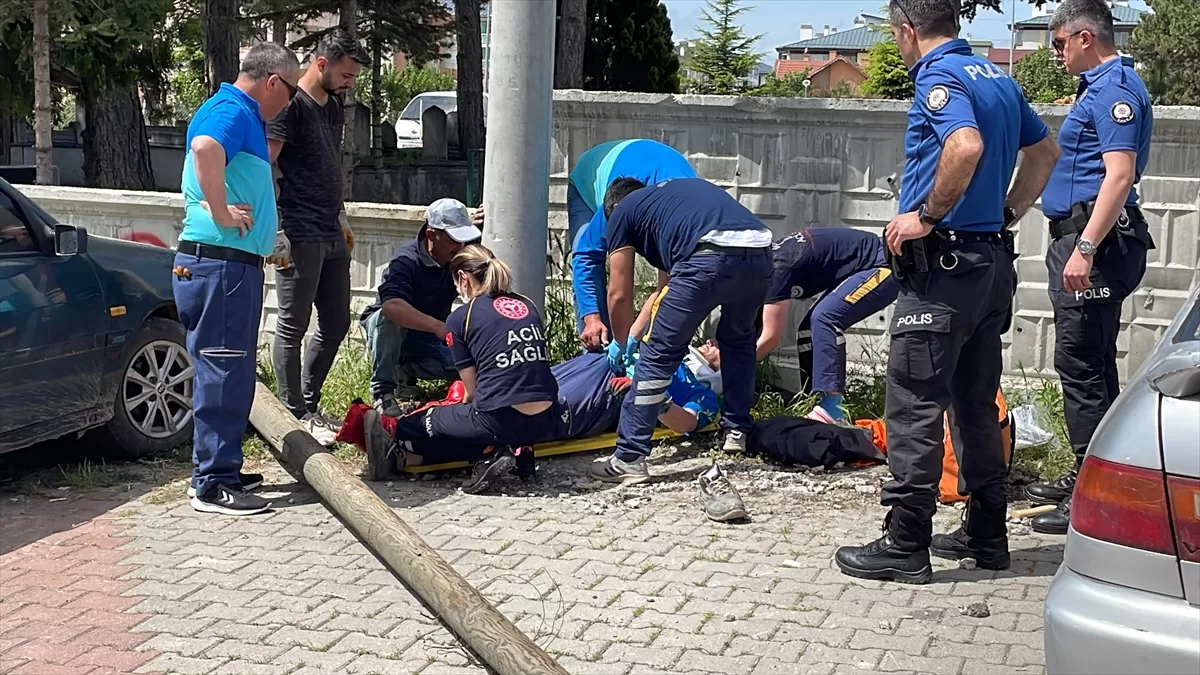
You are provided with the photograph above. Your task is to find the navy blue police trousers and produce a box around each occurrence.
[172,253,263,498]
[796,267,899,393]
[615,246,772,461]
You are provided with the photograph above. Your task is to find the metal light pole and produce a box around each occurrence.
[480,0,557,304]
[1009,0,1017,75]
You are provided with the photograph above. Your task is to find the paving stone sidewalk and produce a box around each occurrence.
[1,445,1061,675]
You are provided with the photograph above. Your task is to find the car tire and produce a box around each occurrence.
[96,317,195,459]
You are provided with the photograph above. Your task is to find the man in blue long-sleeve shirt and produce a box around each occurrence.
[568,139,696,351]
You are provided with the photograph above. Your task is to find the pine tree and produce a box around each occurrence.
[1129,0,1200,106]
[684,0,762,94]
[861,39,913,100]
[584,0,680,93]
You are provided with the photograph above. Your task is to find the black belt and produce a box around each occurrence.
[932,229,1005,245]
[177,240,264,269]
[1049,203,1144,240]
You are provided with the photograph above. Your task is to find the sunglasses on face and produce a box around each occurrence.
[1052,30,1085,53]
[271,73,299,101]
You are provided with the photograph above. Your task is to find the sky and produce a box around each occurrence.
[661,0,1150,56]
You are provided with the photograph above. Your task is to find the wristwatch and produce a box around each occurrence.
[1077,237,1097,256]
[917,204,942,229]
[1003,206,1018,227]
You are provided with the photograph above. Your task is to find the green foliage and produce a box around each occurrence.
[168,46,206,124]
[584,0,681,93]
[684,0,763,95]
[750,71,810,97]
[819,80,860,99]
[356,65,456,123]
[861,38,913,100]
[1012,47,1077,103]
[1129,0,1200,106]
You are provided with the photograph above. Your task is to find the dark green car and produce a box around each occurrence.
[0,178,193,457]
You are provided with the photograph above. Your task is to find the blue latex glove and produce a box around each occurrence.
[606,340,629,375]
[626,335,640,357]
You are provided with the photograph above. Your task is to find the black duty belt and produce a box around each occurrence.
[1049,202,1144,240]
[177,240,265,269]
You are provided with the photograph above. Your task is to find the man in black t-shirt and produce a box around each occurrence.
[267,30,367,445]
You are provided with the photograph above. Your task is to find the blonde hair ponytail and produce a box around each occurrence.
[451,244,513,297]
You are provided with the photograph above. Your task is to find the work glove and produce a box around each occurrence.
[267,229,292,269]
[608,376,632,396]
[606,339,629,376]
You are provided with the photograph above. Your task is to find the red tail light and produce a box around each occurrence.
[1072,456,1176,556]
[1166,475,1200,563]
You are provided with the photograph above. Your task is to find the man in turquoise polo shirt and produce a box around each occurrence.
[567,139,696,351]
[173,43,300,516]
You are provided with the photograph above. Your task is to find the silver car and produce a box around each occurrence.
[1044,282,1200,674]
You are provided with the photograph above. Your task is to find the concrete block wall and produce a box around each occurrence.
[15,92,1200,384]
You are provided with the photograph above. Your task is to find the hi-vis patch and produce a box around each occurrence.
[1111,101,1135,124]
[927,85,950,111]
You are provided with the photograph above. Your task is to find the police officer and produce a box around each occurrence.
[1025,0,1155,536]
[834,0,1060,584]
[568,140,697,351]
[590,177,773,523]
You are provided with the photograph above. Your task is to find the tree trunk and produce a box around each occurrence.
[340,0,358,200]
[555,0,586,89]
[81,83,155,191]
[371,27,383,170]
[272,14,288,44]
[454,0,485,153]
[204,0,240,97]
[32,0,54,184]
[0,101,11,166]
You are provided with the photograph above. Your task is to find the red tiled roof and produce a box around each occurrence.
[988,47,1038,65]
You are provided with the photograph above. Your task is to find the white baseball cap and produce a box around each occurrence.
[426,198,481,243]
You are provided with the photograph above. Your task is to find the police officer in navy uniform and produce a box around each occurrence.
[834,0,1061,584]
[1025,0,1155,535]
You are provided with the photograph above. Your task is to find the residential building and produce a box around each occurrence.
[774,14,888,77]
[1010,0,1145,50]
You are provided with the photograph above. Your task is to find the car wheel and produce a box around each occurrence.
[98,317,194,459]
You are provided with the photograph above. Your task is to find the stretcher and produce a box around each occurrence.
[402,423,716,474]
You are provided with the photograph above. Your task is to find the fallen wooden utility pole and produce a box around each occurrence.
[248,382,569,675]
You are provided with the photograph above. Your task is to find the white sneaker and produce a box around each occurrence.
[588,455,651,484]
[302,411,340,447]
[722,429,748,453]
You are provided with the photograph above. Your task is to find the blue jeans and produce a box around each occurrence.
[797,267,899,393]
[172,253,264,497]
[362,309,457,397]
[615,247,772,461]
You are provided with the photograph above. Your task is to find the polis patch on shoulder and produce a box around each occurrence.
[926,85,950,112]
[1111,101,1135,124]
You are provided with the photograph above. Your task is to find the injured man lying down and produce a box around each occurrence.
[337,347,721,494]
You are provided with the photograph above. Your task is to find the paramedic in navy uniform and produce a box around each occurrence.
[1024,0,1155,536]
[592,177,773,523]
[834,0,1060,584]
[362,244,570,495]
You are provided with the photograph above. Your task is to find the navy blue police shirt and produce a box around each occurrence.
[766,228,887,303]
[899,39,1049,232]
[1042,57,1152,220]
[360,226,459,323]
[605,178,766,272]
[444,293,559,412]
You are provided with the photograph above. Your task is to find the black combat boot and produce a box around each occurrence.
[931,497,1011,570]
[835,515,932,585]
[1031,497,1071,535]
[461,447,516,495]
[512,446,536,482]
[1025,468,1077,505]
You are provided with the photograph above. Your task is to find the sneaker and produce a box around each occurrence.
[588,454,651,484]
[191,484,272,516]
[363,409,401,482]
[373,392,403,418]
[805,406,848,425]
[834,533,933,585]
[461,448,516,495]
[187,472,263,499]
[697,463,748,522]
[512,446,536,482]
[301,411,340,447]
[722,429,748,453]
[1025,468,1077,505]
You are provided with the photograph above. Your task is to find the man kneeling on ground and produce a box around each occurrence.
[360,199,481,416]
